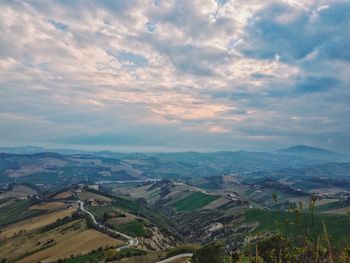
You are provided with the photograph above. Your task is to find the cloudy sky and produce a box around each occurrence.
[0,0,349,152]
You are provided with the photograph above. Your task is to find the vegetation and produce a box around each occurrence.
[39,212,84,233]
[191,243,229,263]
[0,199,44,227]
[111,220,152,238]
[241,194,350,262]
[171,192,220,212]
[111,248,147,260]
[165,243,200,258]
[244,209,350,243]
[315,201,349,213]
[59,249,104,263]
[63,247,148,262]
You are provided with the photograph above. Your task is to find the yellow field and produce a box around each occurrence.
[0,219,123,263]
[29,201,66,210]
[53,191,72,199]
[21,229,122,263]
[0,207,76,239]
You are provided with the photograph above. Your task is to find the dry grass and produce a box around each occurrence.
[53,191,72,199]
[0,185,38,199]
[22,229,122,263]
[77,191,112,202]
[0,207,76,239]
[203,196,231,209]
[110,251,165,263]
[323,207,350,215]
[0,219,122,263]
[29,201,66,210]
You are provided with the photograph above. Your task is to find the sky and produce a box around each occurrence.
[0,0,349,153]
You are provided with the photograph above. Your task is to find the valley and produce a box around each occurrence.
[0,146,350,262]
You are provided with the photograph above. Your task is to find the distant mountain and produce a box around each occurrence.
[278,145,333,154]
[0,146,87,155]
[276,145,349,162]
[0,146,49,154]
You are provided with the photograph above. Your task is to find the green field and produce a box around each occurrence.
[88,205,120,221]
[315,201,348,212]
[113,220,151,238]
[0,199,45,227]
[85,189,141,215]
[171,192,220,212]
[244,209,350,243]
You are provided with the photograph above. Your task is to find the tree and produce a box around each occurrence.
[191,243,228,263]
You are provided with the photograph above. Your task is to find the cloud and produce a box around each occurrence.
[0,0,349,152]
[242,1,350,63]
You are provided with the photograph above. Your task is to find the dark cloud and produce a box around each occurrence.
[242,1,350,63]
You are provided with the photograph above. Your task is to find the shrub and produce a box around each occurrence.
[191,243,229,263]
[165,243,200,258]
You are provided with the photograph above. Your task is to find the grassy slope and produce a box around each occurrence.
[315,201,348,212]
[112,220,150,238]
[171,192,220,212]
[84,189,174,237]
[0,199,45,227]
[244,209,350,243]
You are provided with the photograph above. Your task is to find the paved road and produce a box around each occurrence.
[157,253,193,263]
[70,191,138,250]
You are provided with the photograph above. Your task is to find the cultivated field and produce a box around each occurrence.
[29,201,66,210]
[0,199,44,226]
[21,229,122,263]
[77,191,112,202]
[53,191,72,199]
[170,192,220,212]
[0,185,38,199]
[0,219,122,262]
[0,207,76,239]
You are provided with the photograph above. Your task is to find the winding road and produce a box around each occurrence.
[71,191,193,262]
[70,191,138,250]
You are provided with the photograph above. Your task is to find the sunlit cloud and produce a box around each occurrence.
[0,0,349,152]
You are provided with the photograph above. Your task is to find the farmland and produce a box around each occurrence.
[0,207,76,239]
[0,218,122,262]
[112,220,152,238]
[171,192,220,212]
[0,199,45,227]
[21,228,121,263]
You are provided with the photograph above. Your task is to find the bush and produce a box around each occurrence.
[166,243,200,258]
[191,243,229,263]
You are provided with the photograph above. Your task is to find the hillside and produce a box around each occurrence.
[1,147,348,189]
